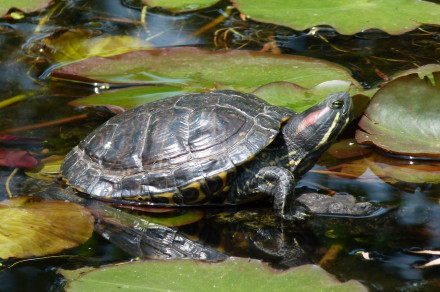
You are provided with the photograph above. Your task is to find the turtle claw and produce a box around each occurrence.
[281,205,310,221]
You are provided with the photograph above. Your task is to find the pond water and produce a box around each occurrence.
[1,0,440,291]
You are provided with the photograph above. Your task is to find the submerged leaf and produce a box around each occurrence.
[0,134,40,144]
[40,29,151,63]
[356,73,440,157]
[51,47,359,91]
[0,148,38,168]
[234,0,440,35]
[0,198,94,259]
[61,257,368,292]
[25,155,63,181]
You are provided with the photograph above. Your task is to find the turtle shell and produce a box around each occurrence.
[61,90,294,205]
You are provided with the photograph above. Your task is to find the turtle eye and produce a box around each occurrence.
[331,100,344,109]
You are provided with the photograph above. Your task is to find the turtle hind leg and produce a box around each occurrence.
[228,166,296,219]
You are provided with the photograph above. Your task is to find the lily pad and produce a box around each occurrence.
[0,197,94,259]
[0,0,51,17]
[234,0,440,35]
[61,257,368,292]
[51,47,359,92]
[252,80,359,113]
[365,152,440,184]
[356,73,440,157]
[69,86,201,111]
[143,0,218,12]
[391,64,440,81]
[39,30,152,63]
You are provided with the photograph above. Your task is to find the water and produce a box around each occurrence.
[1,0,440,290]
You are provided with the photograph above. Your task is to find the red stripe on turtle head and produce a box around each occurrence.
[295,106,330,135]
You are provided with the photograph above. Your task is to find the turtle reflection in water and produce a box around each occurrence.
[61,90,352,219]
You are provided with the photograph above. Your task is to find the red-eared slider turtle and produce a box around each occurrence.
[61,90,352,219]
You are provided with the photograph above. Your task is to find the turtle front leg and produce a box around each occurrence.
[229,166,296,219]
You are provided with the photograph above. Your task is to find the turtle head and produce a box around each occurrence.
[282,91,353,177]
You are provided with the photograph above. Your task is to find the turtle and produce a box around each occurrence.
[60,90,353,219]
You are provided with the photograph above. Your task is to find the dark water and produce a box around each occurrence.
[1,0,440,291]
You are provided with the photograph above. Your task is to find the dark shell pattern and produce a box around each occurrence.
[61,90,294,205]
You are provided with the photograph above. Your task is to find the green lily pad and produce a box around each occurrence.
[356,73,440,157]
[234,0,440,35]
[0,0,51,17]
[51,47,359,92]
[252,80,360,113]
[143,0,218,12]
[69,86,202,111]
[39,30,152,63]
[0,197,94,259]
[61,257,368,292]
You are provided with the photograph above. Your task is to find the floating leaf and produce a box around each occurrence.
[51,47,359,92]
[143,0,218,12]
[0,148,38,168]
[0,197,94,259]
[234,0,440,35]
[40,29,152,63]
[252,80,360,113]
[356,73,440,157]
[0,0,52,17]
[61,257,368,292]
[69,86,201,111]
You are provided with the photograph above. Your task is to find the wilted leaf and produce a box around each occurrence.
[356,73,440,157]
[69,86,201,110]
[61,257,368,292]
[0,197,94,259]
[143,0,218,12]
[234,0,440,35]
[51,47,359,92]
[0,148,38,168]
[40,29,152,63]
[0,0,52,17]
